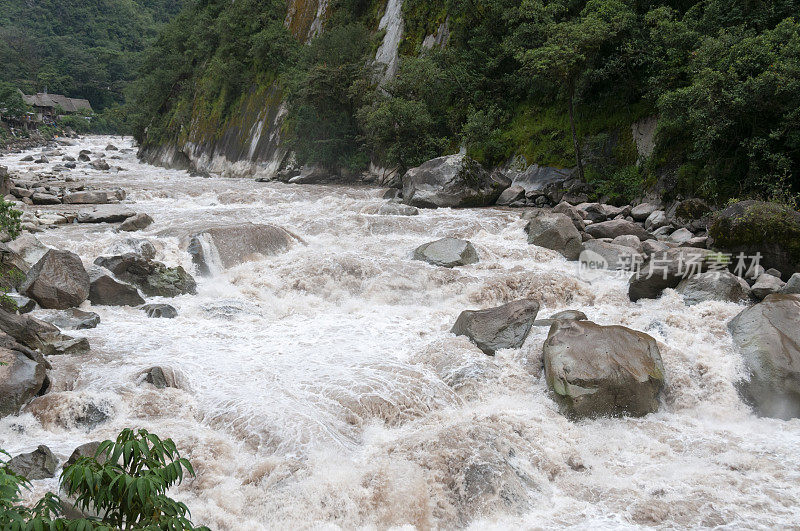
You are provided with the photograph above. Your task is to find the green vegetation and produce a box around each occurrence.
[128,0,800,202]
[0,428,207,530]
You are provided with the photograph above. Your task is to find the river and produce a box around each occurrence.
[1,136,799,529]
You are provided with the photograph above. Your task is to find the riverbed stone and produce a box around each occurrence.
[0,347,47,418]
[525,212,582,260]
[188,223,299,275]
[119,213,154,232]
[750,273,786,300]
[141,303,177,319]
[7,445,57,480]
[631,203,659,221]
[21,249,90,310]
[581,240,644,271]
[88,267,146,306]
[62,191,110,204]
[543,320,665,418]
[76,206,135,224]
[402,154,509,208]
[65,441,103,467]
[628,248,716,301]
[729,294,800,419]
[93,254,197,297]
[451,299,540,355]
[675,271,750,305]
[585,219,653,241]
[40,309,100,330]
[413,238,479,268]
[782,273,800,294]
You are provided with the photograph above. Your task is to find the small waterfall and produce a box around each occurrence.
[188,232,224,276]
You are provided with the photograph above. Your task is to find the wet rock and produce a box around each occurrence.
[6,234,49,273]
[141,366,181,389]
[34,155,49,164]
[631,203,659,221]
[105,144,118,151]
[750,273,785,300]
[585,219,653,241]
[94,254,196,297]
[21,249,90,309]
[552,202,586,231]
[525,211,582,260]
[76,206,135,224]
[119,213,154,232]
[628,248,715,302]
[533,309,588,327]
[495,185,525,206]
[90,159,110,171]
[40,309,100,330]
[360,203,418,216]
[782,273,800,294]
[0,346,47,418]
[31,192,60,205]
[708,200,800,278]
[141,303,177,319]
[644,210,669,231]
[188,223,299,275]
[104,238,156,261]
[41,336,90,356]
[543,320,665,418]
[0,309,61,351]
[20,155,34,162]
[729,294,800,419]
[451,299,539,355]
[402,154,509,208]
[62,191,111,204]
[413,238,479,268]
[88,267,146,307]
[580,240,644,271]
[675,271,750,305]
[7,445,56,480]
[65,441,102,467]
[78,153,90,162]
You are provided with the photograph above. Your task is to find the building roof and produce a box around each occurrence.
[21,92,93,113]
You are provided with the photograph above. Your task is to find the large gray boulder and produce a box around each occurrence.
[187,223,299,275]
[631,203,659,222]
[7,445,57,480]
[40,309,100,330]
[543,320,665,418]
[0,346,47,418]
[451,299,540,355]
[728,294,800,419]
[628,248,716,302]
[525,212,582,260]
[20,250,90,309]
[88,268,146,307]
[782,273,800,294]
[0,310,61,351]
[76,206,135,224]
[675,271,750,305]
[413,238,478,268]
[750,273,786,300]
[580,240,644,271]
[585,219,653,241]
[94,254,196,297]
[402,154,509,208]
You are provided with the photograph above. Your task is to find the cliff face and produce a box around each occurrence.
[141,0,406,179]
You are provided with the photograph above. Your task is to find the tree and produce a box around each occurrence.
[0,82,30,119]
[517,0,635,180]
[0,429,208,530]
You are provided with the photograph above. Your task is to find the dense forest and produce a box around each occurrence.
[0,0,183,111]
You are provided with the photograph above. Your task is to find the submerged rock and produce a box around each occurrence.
[525,211,582,260]
[451,299,540,355]
[543,320,665,418]
[141,303,177,319]
[21,250,90,310]
[729,294,800,419]
[413,238,479,268]
[402,154,509,208]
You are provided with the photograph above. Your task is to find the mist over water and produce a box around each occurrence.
[2,137,799,529]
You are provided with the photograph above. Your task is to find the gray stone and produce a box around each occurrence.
[31,192,60,205]
[533,309,588,327]
[93,254,196,297]
[585,219,653,241]
[65,441,102,467]
[21,250,90,310]
[7,445,56,480]
[765,268,782,278]
[76,206,136,224]
[413,238,479,268]
[119,213,154,232]
[451,299,539,355]
[88,268,146,307]
[187,223,299,275]
[543,320,665,418]
[611,235,643,253]
[525,212,582,260]
[644,210,669,231]
[782,273,800,294]
[631,203,659,222]
[751,273,786,301]
[667,227,694,245]
[552,202,586,231]
[729,294,800,419]
[628,248,716,302]
[142,303,177,319]
[675,271,750,305]
[62,191,110,204]
[495,185,525,206]
[41,309,100,330]
[104,238,156,261]
[0,346,47,418]
[402,154,509,208]
[580,240,644,271]
[90,159,110,171]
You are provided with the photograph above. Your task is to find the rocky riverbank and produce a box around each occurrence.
[1,136,800,528]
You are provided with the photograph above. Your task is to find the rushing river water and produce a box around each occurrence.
[1,136,799,529]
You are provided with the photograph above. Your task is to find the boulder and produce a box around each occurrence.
[7,445,56,480]
[495,185,525,206]
[78,153,90,162]
[34,155,49,164]
[401,154,509,208]
[119,213,154,232]
[90,159,110,171]
[141,366,181,389]
[31,192,60,205]
[631,203,659,222]
[728,294,800,419]
[21,250,90,310]
[611,235,643,253]
[552,202,586,231]
[187,223,299,275]
[543,320,665,418]
[585,219,653,241]
[104,238,156,261]
[533,309,588,327]
[105,144,118,151]
[413,238,479,268]
[580,240,644,271]
[667,198,712,229]
[451,299,540,355]
[750,273,786,301]
[62,191,110,204]
[5,234,49,272]
[93,254,196,297]
[0,347,47,418]
[576,203,626,223]
[675,271,750,305]
[76,206,135,224]
[506,164,575,201]
[644,210,669,231]
[525,212,582,260]
[0,310,61,351]
[628,248,716,301]
[65,441,102,467]
[782,273,800,294]
[667,227,694,245]
[41,336,90,356]
[40,309,100,330]
[0,166,9,196]
[708,200,800,278]
[88,267,146,306]
[141,303,177,319]
[376,203,418,216]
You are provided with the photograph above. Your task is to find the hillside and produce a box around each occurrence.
[132,0,800,204]
[0,0,183,110]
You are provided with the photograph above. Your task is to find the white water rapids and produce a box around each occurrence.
[1,136,799,529]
